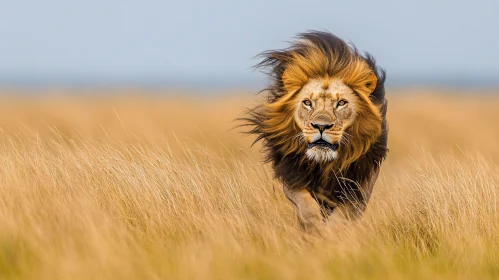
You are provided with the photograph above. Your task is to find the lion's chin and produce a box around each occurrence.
[306,147,338,162]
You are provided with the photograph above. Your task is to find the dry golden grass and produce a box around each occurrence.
[1,89,499,279]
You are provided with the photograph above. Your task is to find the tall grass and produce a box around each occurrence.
[0,93,498,279]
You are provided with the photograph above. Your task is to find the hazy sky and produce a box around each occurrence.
[1,0,498,87]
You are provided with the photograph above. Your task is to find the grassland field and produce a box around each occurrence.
[1,88,499,279]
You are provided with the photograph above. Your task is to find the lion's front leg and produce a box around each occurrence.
[283,185,323,234]
[331,168,380,221]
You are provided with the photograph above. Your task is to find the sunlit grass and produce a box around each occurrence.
[0,93,498,279]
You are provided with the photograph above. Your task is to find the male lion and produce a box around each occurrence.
[244,31,388,233]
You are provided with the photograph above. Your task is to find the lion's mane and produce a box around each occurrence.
[243,31,388,195]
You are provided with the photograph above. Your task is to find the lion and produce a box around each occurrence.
[243,31,388,233]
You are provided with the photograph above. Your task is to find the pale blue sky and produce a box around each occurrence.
[1,0,498,87]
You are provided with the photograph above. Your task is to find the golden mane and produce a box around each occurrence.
[240,31,388,194]
[245,31,385,174]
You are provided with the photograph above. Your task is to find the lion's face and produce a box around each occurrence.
[294,79,358,162]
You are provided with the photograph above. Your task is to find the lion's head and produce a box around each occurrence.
[244,31,386,172]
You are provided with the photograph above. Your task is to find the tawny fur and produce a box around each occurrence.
[241,31,388,223]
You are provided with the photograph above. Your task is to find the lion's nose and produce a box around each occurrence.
[311,123,334,133]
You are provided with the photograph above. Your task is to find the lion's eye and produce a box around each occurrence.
[303,100,312,107]
[337,100,348,107]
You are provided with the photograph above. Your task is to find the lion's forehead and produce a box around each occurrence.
[299,78,353,101]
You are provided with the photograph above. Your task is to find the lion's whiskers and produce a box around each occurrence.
[291,132,306,144]
[340,131,353,146]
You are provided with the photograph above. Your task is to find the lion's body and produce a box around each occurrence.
[244,31,388,231]
[274,103,387,214]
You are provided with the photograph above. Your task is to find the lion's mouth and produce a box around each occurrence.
[307,139,339,151]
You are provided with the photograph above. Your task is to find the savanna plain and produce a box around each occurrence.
[1,88,499,280]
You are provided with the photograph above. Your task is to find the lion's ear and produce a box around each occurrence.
[364,72,378,94]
